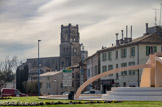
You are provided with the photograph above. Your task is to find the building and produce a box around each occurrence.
[86,51,101,91]
[40,71,68,95]
[18,23,86,80]
[28,66,51,80]
[80,44,88,62]
[99,24,162,93]
[17,23,88,94]
[60,24,81,68]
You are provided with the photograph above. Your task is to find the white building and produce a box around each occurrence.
[40,71,68,95]
[86,52,101,91]
[99,25,162,93]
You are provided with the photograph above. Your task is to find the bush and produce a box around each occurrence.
[0,100,121,106]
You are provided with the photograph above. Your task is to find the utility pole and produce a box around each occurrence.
[153,8,159,26]
[160,3,162,26]
[38,40,41,96]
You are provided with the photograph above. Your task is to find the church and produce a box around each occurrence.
[20,23,88,80]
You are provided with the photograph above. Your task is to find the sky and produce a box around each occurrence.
[0,0,161,62]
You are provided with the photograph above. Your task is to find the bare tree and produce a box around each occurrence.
[0,56,19,87]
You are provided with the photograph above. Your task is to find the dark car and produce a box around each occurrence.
[1,88,28,97]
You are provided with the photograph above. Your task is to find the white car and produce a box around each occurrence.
[62,92,69,95]
[83,90,101,94]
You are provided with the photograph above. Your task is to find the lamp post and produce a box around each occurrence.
[38,40,41,96]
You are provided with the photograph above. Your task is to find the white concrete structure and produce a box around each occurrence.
[102,87,162,101]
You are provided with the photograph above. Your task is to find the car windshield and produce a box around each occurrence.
[14,90,21,95]
[84,91,90,94]
[62,92,69,95]
[90,91,95,94]
[84,91,95,94]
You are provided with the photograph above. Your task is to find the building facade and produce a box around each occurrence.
[60,24,81,68]
[18,23,85,80]
[99,25,162,93]
[40,71,68,95]
[17,23,88,94]
[86,51,101,91]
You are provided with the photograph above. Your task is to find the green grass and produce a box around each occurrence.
[0,96,162,107]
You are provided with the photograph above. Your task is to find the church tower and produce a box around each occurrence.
[60,23,81,69]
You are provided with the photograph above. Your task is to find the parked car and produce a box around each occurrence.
[62,92,69,95]
[83,90,101,94]
[1,88,28,97]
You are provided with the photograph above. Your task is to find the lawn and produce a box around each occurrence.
[0,96,162,107]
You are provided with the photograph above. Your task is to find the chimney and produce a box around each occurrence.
[128,25,132,42]
[126,25,128,38]
[146,23,149,34]
[116,33,120,46]
[124,25,129,43]
[121,30,124,39]
[120,30,124,44]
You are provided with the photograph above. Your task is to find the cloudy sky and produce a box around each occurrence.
[0,0,161,62]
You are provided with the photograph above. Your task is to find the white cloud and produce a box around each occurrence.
[0,0,161,62]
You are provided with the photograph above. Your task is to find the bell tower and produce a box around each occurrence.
[60,23,81,69]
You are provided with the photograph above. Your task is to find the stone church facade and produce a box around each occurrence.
[60,24,81,68]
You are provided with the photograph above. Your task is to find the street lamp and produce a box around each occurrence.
[38,40,41,96]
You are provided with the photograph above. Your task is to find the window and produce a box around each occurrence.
[121,63,127,76]
[129,62,136,75]
[47,76,49,80]
[116,73,119,80]
[61,83,63,88]
[130,47,135,57]
[116,64,118,68]
[108,65,113,71]
[108,52,112,61]
[102,65,107,72]
[47,82,51,89]
[121,63,127,67]
[115,50,118,59]
[121,48,127,58]
[146,46,157,56]
[95,65,98,75]
[129,62,135,65]
[87,69,90,77]
[102,52,107,61]
[108,65,113,76]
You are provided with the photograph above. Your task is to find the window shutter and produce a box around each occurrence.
[133,47,135,56]
[146,46,149,56]
[154,46,157,53]
[121,49,122,58]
